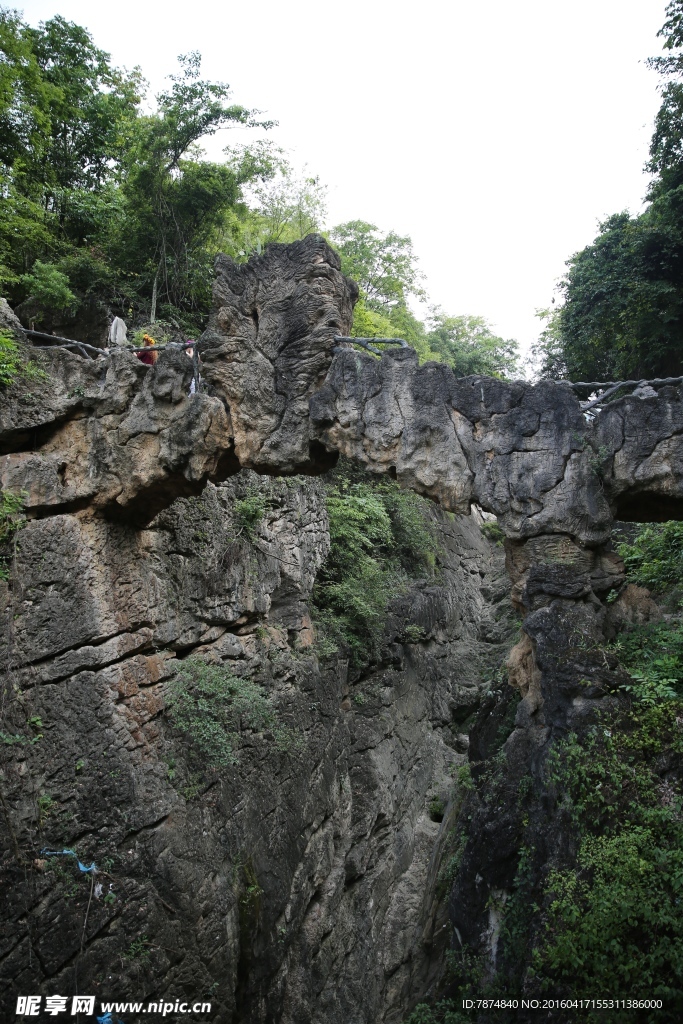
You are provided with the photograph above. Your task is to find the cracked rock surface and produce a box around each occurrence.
[0,470,513,1023]
[3,237,683,541]
[4,235,683,1022]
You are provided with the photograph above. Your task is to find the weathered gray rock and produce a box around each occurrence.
[1,347,234,522]
[4,236,683,1022]
[3,236,683,544]
[310,347,665,544]
[200,236,357,474]
[0,472,513,1023]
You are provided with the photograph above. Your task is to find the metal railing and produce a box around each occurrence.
[332,335,409,356]
[23,326,683,413]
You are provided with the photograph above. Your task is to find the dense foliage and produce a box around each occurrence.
[0,9,519,373]
[0,330,21,386]
[0,9,277,333]
[405,1002,467,1024]
[312,465,439,671]
[166,658,277,767]
[617,520,683,595]
[535,1,683,382]
[330,221,519,377]
[533,704,683,1013]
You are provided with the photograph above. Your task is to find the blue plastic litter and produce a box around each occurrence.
[40,847,97,873]
[96,1014,113,1024]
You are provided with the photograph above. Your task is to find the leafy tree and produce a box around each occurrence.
[648,0,683,195]
[530,306,567,379]
[617,520,683,595]
[0,13,276,327]
[537,1,683,382]
[20,260,76,316]
[215,154,328,262]
[115,52,274,319]
[245,162,327,244]
[545,205,683,381]
[330,220,426,310]
[425,310,519,379]
[329,220,519,376]
[22,16,141,199]
[0,11,141,295]
[0,7,50,172]
[328,220,432,351]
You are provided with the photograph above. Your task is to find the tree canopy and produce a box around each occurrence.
[330,221,519,378]
[0,8,518,377]
[0,10,276,331]
[536,1,683,382]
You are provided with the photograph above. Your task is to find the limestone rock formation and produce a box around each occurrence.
[4,235,683,544]
[200,236,357,474]
[310,346,683,543]
[0,469,513,1022]
[3,235,683,1021]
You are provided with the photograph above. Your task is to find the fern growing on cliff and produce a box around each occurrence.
[166,659,276,768]
[0,332,21,387]
[311,470,438,670]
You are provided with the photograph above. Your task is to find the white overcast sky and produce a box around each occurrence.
[21,0,670,355]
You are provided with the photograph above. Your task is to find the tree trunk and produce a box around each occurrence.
[150,263,160,324]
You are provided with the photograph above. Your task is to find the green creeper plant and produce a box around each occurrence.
[166,658,278,768]
[312,473,438,670]
[0,331,21,386]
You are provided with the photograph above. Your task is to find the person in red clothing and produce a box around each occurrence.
[136,333,157,365]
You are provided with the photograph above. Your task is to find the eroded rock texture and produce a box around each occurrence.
[310,347,683,543]
[0,470,513,1022]
[4,236,683,541]
[3,235,683,1022]
[200,237,357,475]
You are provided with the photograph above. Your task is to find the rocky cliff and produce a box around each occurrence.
[0,467,513,1021]
[3,235,683,1023]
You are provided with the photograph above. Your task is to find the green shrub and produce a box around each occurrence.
[0,490,25,544]
[20,261,77,313]
[403,1001,469,1024]
[233,491,268,540]
[402,623,426,643]
[455,763,475,791]
[0,330,50,389]
[540,825,683,999]
[0,331,22,386]
[22,359,49,383]
[532,705,683,1008]
[0,489,26,581]
[481,520,504,545]
[612,620,683,703]
[312,477,438,670]
[166,659,276,768]
[618,521,683,595]
[428,795,445,821]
